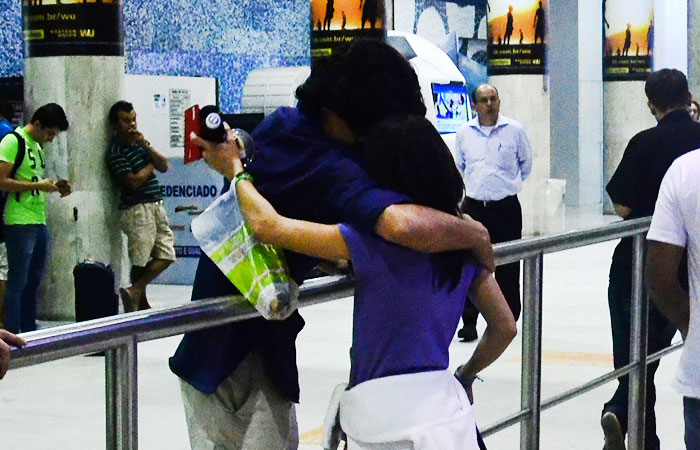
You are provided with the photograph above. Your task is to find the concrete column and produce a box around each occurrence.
[490,75,550,236]
[689,0,700,95]
[22,0,126,321]
[25,57,125,321]
[653,0,687,73]
[549,0,604,210]
[603,0,687,214]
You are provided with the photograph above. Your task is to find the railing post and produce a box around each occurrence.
[628,233,648,450]
[106,349,118,450]
[105,338,138,450]
[520,253,543,450]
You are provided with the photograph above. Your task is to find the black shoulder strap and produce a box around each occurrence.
[7,131,26,202]
[8,131,26,179]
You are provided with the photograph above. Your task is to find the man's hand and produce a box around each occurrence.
[35,180,58,193]
[55,179,72,197]
[128,129,146,147]
[469,220,495,273]
[0,329,26,380]
[193,129,244,180]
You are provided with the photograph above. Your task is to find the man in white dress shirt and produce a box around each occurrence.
[455,84,533,342]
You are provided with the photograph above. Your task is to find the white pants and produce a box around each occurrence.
[180,351,299,450]
[339,370,479,450]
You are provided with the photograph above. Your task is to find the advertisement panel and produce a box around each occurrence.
[310,0,386,64]
[487,0,546,75]
[603,0,653,81]
[22,0,123,57]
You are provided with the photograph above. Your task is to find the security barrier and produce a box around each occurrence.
[9,217,677,450]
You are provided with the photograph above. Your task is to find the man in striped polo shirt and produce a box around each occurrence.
[107,101,175,312]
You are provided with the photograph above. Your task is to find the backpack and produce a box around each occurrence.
[0,131,26,242]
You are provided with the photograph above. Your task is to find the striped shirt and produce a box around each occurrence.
[106,135,162,209]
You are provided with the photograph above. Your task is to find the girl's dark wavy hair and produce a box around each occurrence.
[295,39,426,135]
[360,114,468,290]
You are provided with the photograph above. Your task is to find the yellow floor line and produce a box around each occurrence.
[509,350,613,366]
[300,426,323,445]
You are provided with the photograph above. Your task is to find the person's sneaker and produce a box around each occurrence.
[458,325,478,342]
[601,411,626,450]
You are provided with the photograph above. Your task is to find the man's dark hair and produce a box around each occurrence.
[645,68,690,111]
[0,99,13,120]
[360,114,466,289]
[108,100,134,125]
[30,103,69,131]
[296,39,426,136]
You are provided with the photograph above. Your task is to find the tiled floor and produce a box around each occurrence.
[0,211,686,450]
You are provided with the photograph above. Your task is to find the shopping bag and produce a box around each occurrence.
[191,184,299,320]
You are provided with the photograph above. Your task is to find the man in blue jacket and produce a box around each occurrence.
[170,39,495,450]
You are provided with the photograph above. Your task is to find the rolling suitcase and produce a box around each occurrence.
[74,260,119,322]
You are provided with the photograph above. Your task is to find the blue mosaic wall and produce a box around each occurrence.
[124,0,310,112]
[0,0,311,112]
[0,0,23,78]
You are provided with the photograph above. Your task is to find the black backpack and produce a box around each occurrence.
[0,131,26,242]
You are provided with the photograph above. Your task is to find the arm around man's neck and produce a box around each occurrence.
[375,203,495,272]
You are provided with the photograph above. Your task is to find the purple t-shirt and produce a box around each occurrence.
[339,224,481,386]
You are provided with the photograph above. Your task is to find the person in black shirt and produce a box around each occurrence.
[603,68,700,450]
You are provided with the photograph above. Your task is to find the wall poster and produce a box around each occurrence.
[22,0,123,58]
[603,0,653,81]
[310,0,386,64]
[487,0,546,75]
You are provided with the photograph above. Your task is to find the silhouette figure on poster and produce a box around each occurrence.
[617,47,621,57]
[519,28,523,44]
[360,0,380,30]
[623,23,631,56]
[473,1,491,39]
[498,35,502,46]
[342,11,347,30]
[636,43,640,56]
[647,20,654,56]
[504,5,514,45]
[603,0,609,30]
[317,19,322,31]
[534,1,545,44]
[323,0,335,31]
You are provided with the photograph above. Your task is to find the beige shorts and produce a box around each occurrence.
[119,201,176,267]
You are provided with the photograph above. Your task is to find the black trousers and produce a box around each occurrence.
[461,195,522,327]
[602,263,676,450]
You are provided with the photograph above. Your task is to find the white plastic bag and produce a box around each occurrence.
[191,184,299,320]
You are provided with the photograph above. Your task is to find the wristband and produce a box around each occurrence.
[454,365,482,389]
[234,171,254,186]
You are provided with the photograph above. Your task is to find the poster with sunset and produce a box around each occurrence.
[603,0,652,81]
[487,0,546,75]
[310,0,386,63]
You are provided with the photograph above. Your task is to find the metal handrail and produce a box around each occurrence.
[11,275,355,369]
[7,216,671,450]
